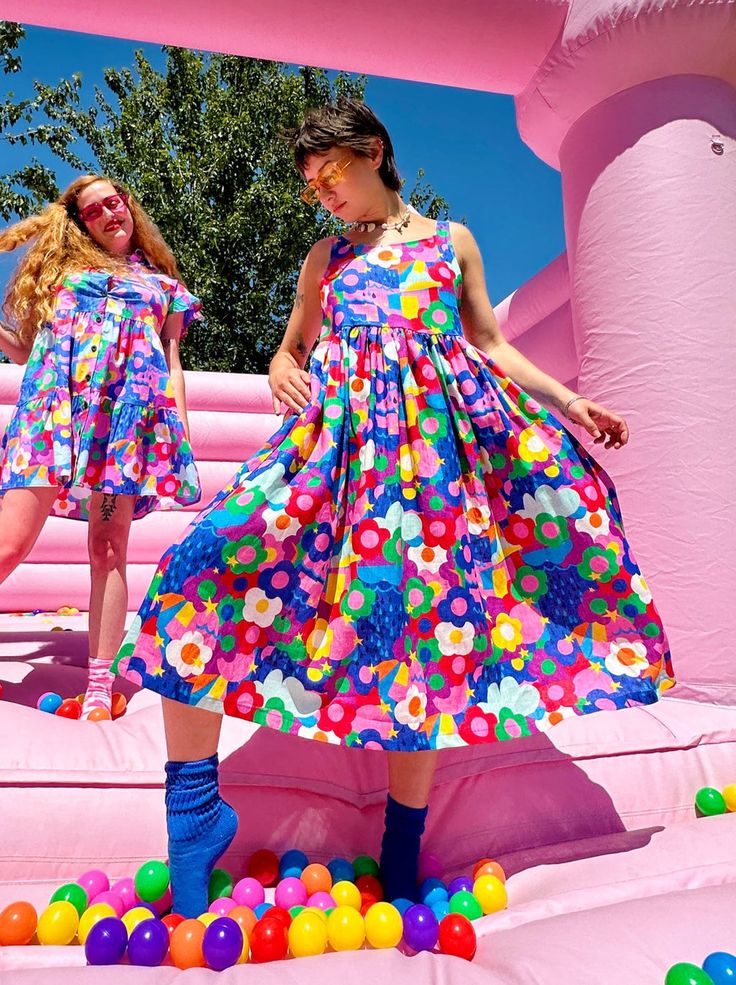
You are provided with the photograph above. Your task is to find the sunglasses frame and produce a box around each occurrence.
[300,158,353,205]
[76,191,130,224]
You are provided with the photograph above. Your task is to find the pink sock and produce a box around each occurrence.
[81,656,115,718]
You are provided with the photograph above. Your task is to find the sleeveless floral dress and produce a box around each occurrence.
[114,222,674,750]
[0,252,201,520]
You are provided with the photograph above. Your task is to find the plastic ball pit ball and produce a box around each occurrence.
[37,692,63,714]
[202,916,244,971]
[228,905,257,938]
[473,860,507,883]
[279,849,309,877]
[402,904,439,953]
[438,913,477,961]
[665,963,717,984]
[288,908,329,958]
[0,901,37,946]
[328,857,355,884]
[90,890,124,917]
[56,697,82,719]
[86,706,112,722]
[208,867,234,901]
[249,916,288,962]
[352,854,380,879]
[128,917,170,966]
[84,916,128,965]
[209,896,237,917]
[233,876,265,908]
[695,787,728,816]
[49,881,88,916]
[703,951,736,982]
[170,918,206,969]
[447,876,474,896]
[327,905,366,951]
[78,869,110,900]
[331,879,362,910]
[449,889,483,921]
[473,874,508,914]
[161,913,185,937]
[123,905,157,936]
[78,903,117,944]
[364,902,403,949]
[275,876,308,910]
[248,849,280,887]
[300,862,332,894]
[134,859,170,902]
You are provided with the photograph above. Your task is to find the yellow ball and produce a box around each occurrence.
[37,900,79,946]
[327,905,365,951]
[198,912,218,927]
[473,874,508,915]
[331,880,362,910]
[122,906,155,936]
[364,902,403,949]
[78,903,116,945]
[722,784,736,812]
[237,930,249,964]
[288,909,328,958]
[303,906,328,924]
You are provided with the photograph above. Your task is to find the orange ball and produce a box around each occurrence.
[0,901,37,946]
[300,863,332,895]
[170,918,206,969]
[87,707,112,722]
[229,905,257,938]
[473,860,506,883]
[111,693,127,719]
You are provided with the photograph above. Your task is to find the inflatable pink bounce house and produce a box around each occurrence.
[1,0,734,981]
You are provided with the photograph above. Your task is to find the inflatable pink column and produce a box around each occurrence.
[517,2,736,702]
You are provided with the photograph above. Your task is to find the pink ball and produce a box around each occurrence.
[274,877,308,910]
[232,877,265,909]
[208,896,237,917]
[90,890,124,918]
[307,891,336,912]
[418,851,444,882]
[151,885,173,915]
[78,869,110,900]
[113,876,141,913]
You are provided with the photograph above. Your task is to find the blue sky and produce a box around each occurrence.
[0,23,565,306]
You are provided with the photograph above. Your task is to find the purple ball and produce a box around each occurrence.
[84,917,128,965]
[127,918,169,967]
[402,904,439,953]
[447,876,474,896]
[203,917,244,971]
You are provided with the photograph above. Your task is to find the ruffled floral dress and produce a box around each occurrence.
[115,222,674,750]
[0,252,201,520]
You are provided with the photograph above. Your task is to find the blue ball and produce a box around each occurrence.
[391,897,414,916]
[419,878,445,899]
[327,858,355,884]
[279,850,309,877]
[431,899,450,921]
[254,902,273,919]
[703,951,736,983]
[423,886,449,908]
[38,692,63,714]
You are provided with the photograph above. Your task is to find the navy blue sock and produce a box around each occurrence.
[165,754,238,918]
[379,794,428,903]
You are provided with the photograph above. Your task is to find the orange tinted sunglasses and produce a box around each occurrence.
[300,158,353,205]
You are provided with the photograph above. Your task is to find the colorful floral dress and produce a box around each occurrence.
[115,222,675,750]
[0,252,201,520]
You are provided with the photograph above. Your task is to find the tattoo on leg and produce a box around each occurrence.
[101,494,117,522]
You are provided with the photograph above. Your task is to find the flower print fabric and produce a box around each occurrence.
[0,252,201,520]
[114,222,675,750]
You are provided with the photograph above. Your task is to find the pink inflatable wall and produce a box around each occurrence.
[1,0,735,714]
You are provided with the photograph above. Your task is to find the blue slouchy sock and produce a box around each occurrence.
[379,794,428,903]
[165,754,238,918]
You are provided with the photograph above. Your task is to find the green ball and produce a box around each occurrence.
[449,890,483,921]
[208,867,233,903]
[289,905,305,919]
[49,882,88,917]
[665,962,715,984]
[352,855,380,879]
[695,787,727,817]
[134,859,170,902]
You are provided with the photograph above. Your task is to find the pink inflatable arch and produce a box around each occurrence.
[1,2,735,982]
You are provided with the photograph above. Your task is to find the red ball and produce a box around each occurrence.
[249,916,288,962]
[247,849,280,887]
[438,913,477,961]
[356,874,383,901]
[161,913,185,938]
[55,698,82,719]
[264,906,292,930]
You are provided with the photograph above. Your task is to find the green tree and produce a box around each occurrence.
[1,34,450,373]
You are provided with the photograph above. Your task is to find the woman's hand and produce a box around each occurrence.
[565,397,629,449]
[269,351,312,416]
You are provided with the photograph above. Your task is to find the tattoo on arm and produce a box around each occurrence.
[295,291,305,309]
[101,493,118,522]
[295,332,307,356]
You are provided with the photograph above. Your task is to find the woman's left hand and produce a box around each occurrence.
[565,398,629,449]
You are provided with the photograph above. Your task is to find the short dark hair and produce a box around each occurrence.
[291,98,401,192]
